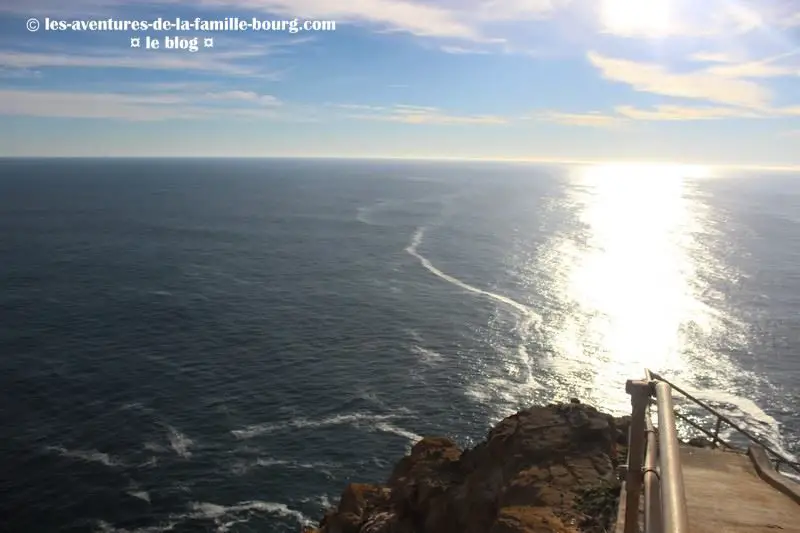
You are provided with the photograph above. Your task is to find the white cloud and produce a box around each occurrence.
[0,90,503,125]
[535,110,621,127]
[615,105,762,120]
[0,48,281,77]
[440,45,491,54]
[0,66,41,78]
[706,49,800,78]
[721,4,765,33]
[595,0,770,37]
[709,62,799,78]
[181,0,483,39]
[587,51,772,108]
[331,103,388,111]
[0,90,196,120]
[0,89,285,120]
[690,52,739,63]
[203,90,281,105]
[340,103,507,124]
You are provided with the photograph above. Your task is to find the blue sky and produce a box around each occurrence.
[0,0,799,165]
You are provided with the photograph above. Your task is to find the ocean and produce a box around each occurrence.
[0,158,797,532]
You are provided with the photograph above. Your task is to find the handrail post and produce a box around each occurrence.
[654,382,689,533]
[712,417,723,447]
[624,379,651,533]
[644,411,662,533]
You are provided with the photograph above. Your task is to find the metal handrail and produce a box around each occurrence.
[653,381,688,533]
[623,369,799,533]
[624,372,688,533]
[643,401,662,533]
[649,371,800,475]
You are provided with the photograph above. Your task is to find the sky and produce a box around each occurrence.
[0,0,799,165]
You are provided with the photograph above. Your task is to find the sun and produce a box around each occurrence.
[601,0,674,36]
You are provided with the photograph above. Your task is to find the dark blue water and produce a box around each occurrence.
[1,159,798,532]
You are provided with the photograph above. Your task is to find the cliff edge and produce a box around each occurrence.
[304,400,631,533]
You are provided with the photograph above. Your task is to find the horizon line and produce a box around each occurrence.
[1,155,799,172]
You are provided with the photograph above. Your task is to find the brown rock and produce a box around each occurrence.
[321,483,392,533]
[388,436,463,524]
[491,506,576,533]
[312,402,625,533]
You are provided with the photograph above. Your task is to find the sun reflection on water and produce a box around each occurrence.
[544,163,718,413]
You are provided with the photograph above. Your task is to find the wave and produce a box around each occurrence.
[678,385,797,462]
[45,446,124,468]
[189,500,313,528]
[127,491,151,503]
[143,441,168,453]
[356,200,390,226]
[95,520,176,533]
[165,426,193,459]
[98,500,313,532]
[231,457,341,476]
[303,493,334,510]
[405,227,540,321]
[231,412,421,443]
[411,344,444,365]
[372,421,423,442]
[405,226,545,411]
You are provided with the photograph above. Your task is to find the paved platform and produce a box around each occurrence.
[615,446,800,533]
[680,446,800,533]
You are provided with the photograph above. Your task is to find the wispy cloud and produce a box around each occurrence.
[202,90,281,105]
[706,49,800,78]
[689,52,739,63]
[615,105,761,121]
[440,45,491,55]
[337,102,507,124]
[0,66,41,78]
[587,51,772,109]
[596,0,768,38]
[0,88,286,120]
[534,110,621,127]
[0,40,296,78]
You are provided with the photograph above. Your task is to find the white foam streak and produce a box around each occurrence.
[405,227,540,322]
[128,491,151,503]
[406,226,545,410]
[95,519,175,533]
[232,457,342,475]
[143,441,168,453]
[679,385,796,461]
[166,426,193,459]
[412,344,444,364]
[189,500,313,527]
[373,422,423,442]
[232,412,420,444]
[356,200,389,225]
[684,387,779,429]
[46,446,122,468]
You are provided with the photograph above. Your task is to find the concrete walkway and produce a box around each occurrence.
[680,446,800,532]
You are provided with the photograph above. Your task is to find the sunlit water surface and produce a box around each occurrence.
[0,159,797,532]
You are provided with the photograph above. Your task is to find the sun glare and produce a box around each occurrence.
[601,0,674,35]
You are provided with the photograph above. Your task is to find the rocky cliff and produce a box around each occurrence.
[304,400,631,533]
